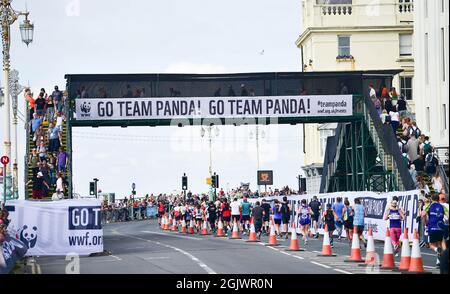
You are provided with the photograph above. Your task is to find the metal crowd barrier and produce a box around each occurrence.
[101,205,158,224]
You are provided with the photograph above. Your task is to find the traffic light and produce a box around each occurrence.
[182,174,188,190]
[89,182,95,196]
[211,173,219,188]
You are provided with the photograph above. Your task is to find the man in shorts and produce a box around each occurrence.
[251,201,265,240]
[260,199,271,235]
[230,198,241,227]
[425,193,446,267]
[309,196,322,238]
[241,196,252,234]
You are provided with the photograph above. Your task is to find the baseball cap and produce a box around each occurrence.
[37,172,43,177]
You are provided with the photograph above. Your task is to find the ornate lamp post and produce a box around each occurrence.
[1,0,34,200]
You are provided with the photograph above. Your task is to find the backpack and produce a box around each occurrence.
[409,126,421,138]
[399,140,408,153]
[423,142,432,155]
[402,154,410,168]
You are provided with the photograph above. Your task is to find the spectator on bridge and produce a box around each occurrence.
[27,172,50,200]
[227,85,236,97]
[384,97,394,113]
[80,86,88,99]
[56,172,65,197]
[380,109,390,125]
[369,84,377,103]
[57,147,68,173]
[45,95,55,122]
[48,122,62,153]
[407,135,420,163]
[35,92,47,118]
[409,164,417,186]
[425,152,439,177]
[52,86,64,114]
[28,149,39,177]
[30,113,42,135]
[240,84,249,96]
[34,125,45,149]
[25,88,36,119]
[374,97,383,116]
[37,141,47,162]
[389,109,400,135]
[432,173,443,193]
[397,95,407,116]
[389,87,399,107]
[47,153,57,185]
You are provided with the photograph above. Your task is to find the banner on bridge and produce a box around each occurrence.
[248,190,420,241]
[6,199,103,256]
[75,95,353,120]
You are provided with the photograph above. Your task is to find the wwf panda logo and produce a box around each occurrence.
[80,102,91,114]
[18,225,38,249]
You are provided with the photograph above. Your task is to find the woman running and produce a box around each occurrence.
[194,204,203,234]
[384,196,405,256]
[343,199,354,243]
[297,199,312,245]
[323,203,337,247]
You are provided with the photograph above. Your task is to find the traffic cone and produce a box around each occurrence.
[398,228,411,271]
[266,222,279,246]
[163,216,169,230]
[286,222,304,251]
[180,219,187,233]
[317,224,336,257]
[201,220,209,235]
[345,226,364,262]
[216,219,226,237]
[188,219,195,234]
[407,229,429,274]
[230,220,241,239]
[246,218,258,242]
[380,228,396,270]
[168,214,173,226]
[159,216,164,230]
[363,228,377,266]
[171,220,178,232]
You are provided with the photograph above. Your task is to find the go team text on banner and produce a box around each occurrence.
[75,95,353,120]
[6,200,103,256]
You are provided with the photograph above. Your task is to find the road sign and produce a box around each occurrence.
[1,156,9,165]
[257,170,273,186]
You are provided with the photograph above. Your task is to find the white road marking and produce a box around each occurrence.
[113,230,216,274]
[310,261,332,269]
[110,255,122,261]
[143,257,170,260]
[279,251,291,256]
[421,252,438,257]
[141,230,202,240]
[266,246,279,251]
[334,268,353,274]
[423,265,437,269]
[292,255,305,260]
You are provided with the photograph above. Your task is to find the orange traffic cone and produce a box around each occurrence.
[168,214,173,226]
[171,220,178,232]
[216,219,226,237]
[286,222,304,251]
[398,228,411,271]
[230,220,241,239]
[247,218,258,242]
[380,228,396,270]
[188,219,195,234]
[317,224,336,257]
[345,226,364,262]
[159,216,164,230]
[364,228,377,266]
[163,216,169,230]
[407,229,429,274]
[180,219,187,233]
[201,220,209,235]
[266,222,279,246]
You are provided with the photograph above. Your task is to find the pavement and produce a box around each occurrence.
[34,219,442,274]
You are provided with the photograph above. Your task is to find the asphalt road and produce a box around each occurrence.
[34,219,441,274]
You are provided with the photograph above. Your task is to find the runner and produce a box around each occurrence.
[297,199,312,245]
[424,193,446,267]
[332,197,345,240]
[383,196,405,256]
[251,201,265,240]
[342,199,354,243]
[220,198,232,235]
[323,203,337,247]
[157,200,165,226]
[309,196,322,238]
[280,196,292,239]
[273,199,283,236]
[260,199,271,235]
[230,197,241,228]
[353,198,367,247]
[207,201,217,233]
[241,196,252,235]
[194,204,203,234]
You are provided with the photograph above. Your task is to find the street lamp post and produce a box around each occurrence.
[9,69,24,200]
[201,125,219,201]
[1,0,34,200]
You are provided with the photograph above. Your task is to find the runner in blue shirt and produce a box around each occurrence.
[353,198,367,247]
[425,194,446,267]
[332,197,345,240]
[241,197,252,235]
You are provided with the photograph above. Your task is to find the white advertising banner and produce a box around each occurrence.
[75,95,353,120]
[6,199,103,256]
[248,190,421,241]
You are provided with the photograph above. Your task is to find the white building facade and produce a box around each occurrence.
[296,0,415,194]
[413,0,449,165]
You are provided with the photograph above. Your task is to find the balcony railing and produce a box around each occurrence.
[398,1,414,13]
[320,4,352,16]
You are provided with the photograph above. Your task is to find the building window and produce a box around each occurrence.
[319,129,335,159]
[338,36,351,57]
[442,28,446,81]
[426,107,430,132]
[425,33,429,84]
[400,76,413,100]
[399,34,413,56]
[443,104,448,130]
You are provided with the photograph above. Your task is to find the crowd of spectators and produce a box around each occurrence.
[25,86,69,200]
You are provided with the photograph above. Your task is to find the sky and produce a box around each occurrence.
[1,0,305,199]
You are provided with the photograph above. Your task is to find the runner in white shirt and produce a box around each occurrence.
[230,198,241,224]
